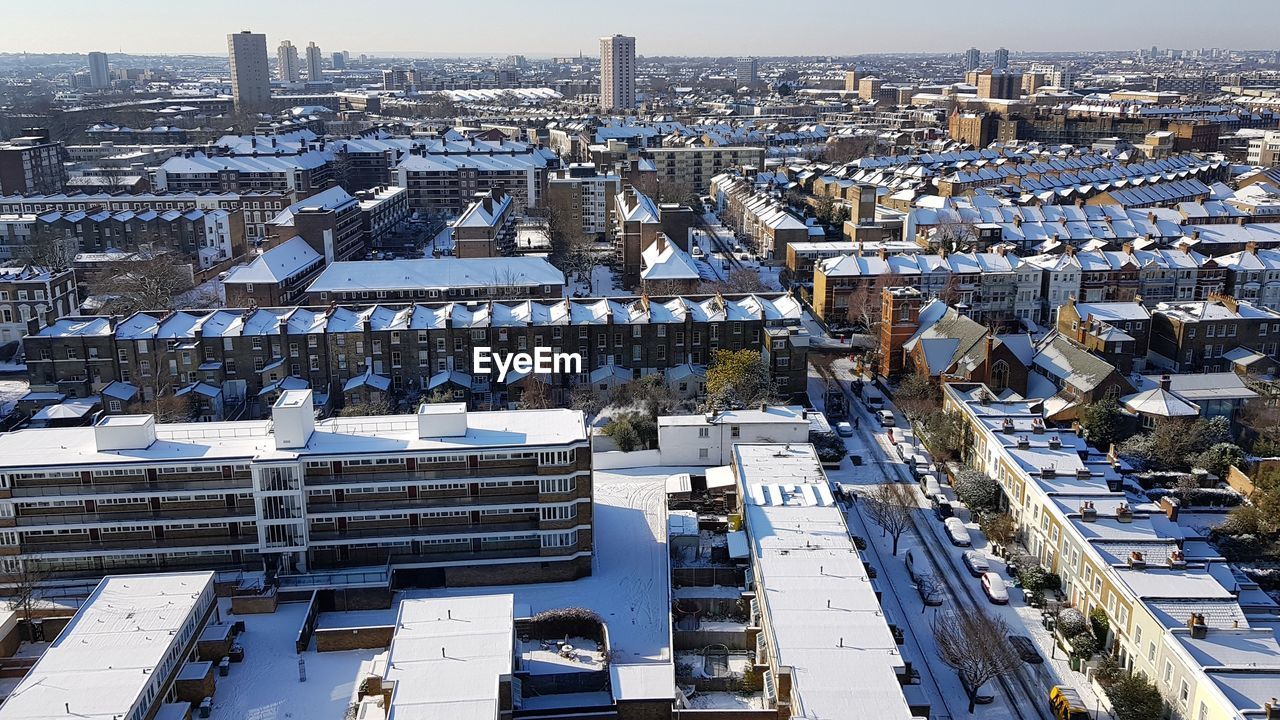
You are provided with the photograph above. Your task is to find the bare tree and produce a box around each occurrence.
[18,228,80,272]
[930,218,981,253]
[822,136,875,165]
[6,561,46,629]
[931,608,1023,713]
[127,393,194,423]
[518,377,554,409]
[914,571,946,611]
[862,481,916,555]
[701,267,772,295]
[96,249,194,315]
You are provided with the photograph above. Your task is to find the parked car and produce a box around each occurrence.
[932,497,953,519]
[962,551,990,578]
[877,410,896,427]
[944,517,971,547]
[1008,635,1043,664]
[836,421,854,438]
[981,571,1009,604]
[916,579,944,606]
[865,392,885,408]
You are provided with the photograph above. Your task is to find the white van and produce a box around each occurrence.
[944,517,972,547]
[923,477,942,499]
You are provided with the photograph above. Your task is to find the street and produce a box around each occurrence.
[810,358,1106,720]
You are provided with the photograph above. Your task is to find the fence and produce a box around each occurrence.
[294,590,321,654]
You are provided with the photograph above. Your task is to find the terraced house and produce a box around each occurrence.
[0,390,593,588]
[22,294,809,420]
[943,384,1280,720]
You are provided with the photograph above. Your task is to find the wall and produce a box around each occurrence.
[315,625,394,652]
[594,448,663,470]
[231,588,278,615]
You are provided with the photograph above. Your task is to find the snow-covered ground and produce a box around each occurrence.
[0,378,29,416]
[411,468,674,664]
[214,599,378,720]
[566,265,630,299]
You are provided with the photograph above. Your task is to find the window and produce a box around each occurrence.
[698,448,709,459]
[1162,660,1173,684]
[698,427,709,438]
[730,425,740,438]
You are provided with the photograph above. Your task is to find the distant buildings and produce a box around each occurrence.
[735,57,758,86]
[306,41,323,81]
[276,40,300,83]
[993,46,1009,70]
[599,34,636,111]
[87,51,110,88]
[0,265,78,345]
[964,47,981,72]
[546,164,621,238]
[331,51,346,70]
[228,30,271,114]
[0,129,67,195]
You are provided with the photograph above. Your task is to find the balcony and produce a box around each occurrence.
[303,466,579,487]
[306,492,540,515]
[15,506,255,527]
[19,533,258,555]
[10,477,254,499]
[308,519,539,543]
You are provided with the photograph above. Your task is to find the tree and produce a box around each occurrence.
[703,348,778,412]
[822,136,875,165]
[126,394,193,423]
[929,217,981,253]
[1081,393,1127,449]
[931,608,1023,713]
[1120,416,1232,472]
[701,267,772,295]
[95,249,194,316]
[1105,671,1166,720]
[813,195,836,225]
[894,374,940,420]
[569,385,606,417]
[18,228,80,272]
[1189,442,1246,479]
[978,512,1017,549]
[920,410,966,461]
[6,562,47,634]
[863,482,915,555]
[953,469,1002,514]
[340,398,394,417]
[517,377,554,410]
[602,412,658,451]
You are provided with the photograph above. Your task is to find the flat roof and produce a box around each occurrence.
[384,595,514,720]
[733,444,911,720]
[0,408,587,470]
[0,572,214,720]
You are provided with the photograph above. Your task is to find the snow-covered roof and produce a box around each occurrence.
[223,237,322,285]
[382,594,514,720]
[1121,387,1199,418]
[307,256,564,294]
[0,572,214,720]
[733,443,912,720]
[640,237,700,282]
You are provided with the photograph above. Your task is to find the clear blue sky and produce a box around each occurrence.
[2,0,1276,56]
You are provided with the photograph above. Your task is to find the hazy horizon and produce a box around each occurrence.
[1,0,1276,57]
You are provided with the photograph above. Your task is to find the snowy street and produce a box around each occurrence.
[811,359,1104,720]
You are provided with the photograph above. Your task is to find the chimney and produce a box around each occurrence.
[1159,374,1172,391]
[1127,551,1146,569]
[1048,435,1062,449]
[1246,241,1259,255]
[1160,495,1181,521]
[1001,417,1015,434]
[1187,613,1208,639]
[1122,242,1134,255]
[1116,502,1133,523]
[1169,548,1187,568]
[1017,436,1031,449]
[1264,698,1278,720]
[272,390,315,450]
[1031,417,1045,434]
[1080,501,1098,522]
[878,247,888,260]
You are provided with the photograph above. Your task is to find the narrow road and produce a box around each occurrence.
[814,363,1055,720]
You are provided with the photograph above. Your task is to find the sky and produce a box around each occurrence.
[1,0,1277,57]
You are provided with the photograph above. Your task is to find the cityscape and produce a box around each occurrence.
[1,3,1280,720]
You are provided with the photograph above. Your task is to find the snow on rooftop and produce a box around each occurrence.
[0,572,215,720]
[223,236,322,285]
[733,443,911,720]
[306,256,563,294]
[382,595,514,720]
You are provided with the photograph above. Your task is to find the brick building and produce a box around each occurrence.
[0,393,593,586]
[23,293,810,419]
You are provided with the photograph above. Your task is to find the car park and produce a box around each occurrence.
[944,517,971,547]
[981,571,1009,604]
[1008,635,1043,664]
[962,551,990,577]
